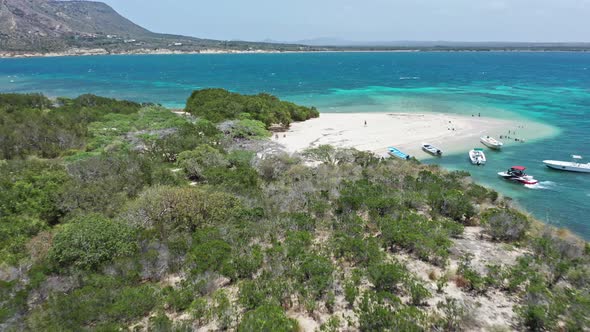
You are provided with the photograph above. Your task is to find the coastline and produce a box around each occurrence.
[277,112,558,159]
[1,48,588,59]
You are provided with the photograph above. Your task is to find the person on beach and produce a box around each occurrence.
[364,120,367,127]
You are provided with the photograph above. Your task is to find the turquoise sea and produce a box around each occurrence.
[1,52,589,238]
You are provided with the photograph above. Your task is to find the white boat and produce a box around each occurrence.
[469,148,486,165]
[543,155,590,173]
[422,143,442,156]
[480,136,504,150]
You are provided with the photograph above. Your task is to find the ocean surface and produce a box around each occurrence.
[1,52,589,238]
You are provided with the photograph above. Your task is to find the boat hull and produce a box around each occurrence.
[388,147,410,160]
[469,150,486,165]
[422,146,442,156]
[480,136,503,150]
[481,140,502,150]
[498,172,538,185]
[543,161,590,173]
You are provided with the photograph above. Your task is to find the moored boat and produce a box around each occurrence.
[388,147,411,160]
[469,148,486,165]
[543,155,590,173]
[422,143,442,156]
[498,166,539,185]
[480,136,504,150]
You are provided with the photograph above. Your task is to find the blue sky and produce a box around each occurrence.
[101,0,590,42]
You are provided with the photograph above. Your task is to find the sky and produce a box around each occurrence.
[100,0,590,43]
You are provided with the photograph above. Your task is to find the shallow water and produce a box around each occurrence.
[1,52,589,237]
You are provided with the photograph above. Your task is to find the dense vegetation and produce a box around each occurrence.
[1,93,589,331]
[185,89,319,127]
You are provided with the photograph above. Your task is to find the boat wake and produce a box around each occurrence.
[524,181,556,190]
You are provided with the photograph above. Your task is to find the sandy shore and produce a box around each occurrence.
[276,112,557,159]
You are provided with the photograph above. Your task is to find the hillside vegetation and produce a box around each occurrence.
[1,92,589,331]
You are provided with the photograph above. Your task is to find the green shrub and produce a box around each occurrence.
[48,214,137,270]
[439,190,476,222]
[483,208,530,242]
[332,231,383,267]
[380,214,455,266]
[177,144,229,181]
[238,275,291,310]
[296,254,334,299]
[436,297,466,331]
[285,231,312,261]
[26,276,158,330]
[457,255,485,293]
[226,119,271,139]
[238,305,298,332]
[190,238,232,275]
[408,280,431,306]
[368,262,408,293]
[122,186,242,237]
[186,88,318,127]
[357,292,425,332]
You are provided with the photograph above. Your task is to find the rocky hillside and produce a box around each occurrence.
[0,0,309,54]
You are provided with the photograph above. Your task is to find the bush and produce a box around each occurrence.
[457,255,485,293]
[368,263,408,293]
[26,276,158,330]
[177,144,228,180]
[48,214,137,270]
[439,190,476,222]
[238,305,298,332]
[225,119,271,139]
[332,231,383,267]
[296,254,334,299]
[483,208,530,242]
[122,186,242,237]
[189,235,232,275]
[380,214,456,265]
[357,292,425,332]
[408,280,431,306]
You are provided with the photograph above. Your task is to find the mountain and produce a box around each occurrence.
[0,0,309,54]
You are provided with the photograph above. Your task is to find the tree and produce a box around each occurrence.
[121,186,242,237]
[48,214,137,270]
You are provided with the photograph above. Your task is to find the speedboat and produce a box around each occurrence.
[388,147,411,160]
[469,148,486,165]
[480,136,504,150]
[543,155,590,173]
[422,143,442,156]
[498,166,539,185]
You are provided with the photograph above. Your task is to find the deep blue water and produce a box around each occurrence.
[1,52,589,237]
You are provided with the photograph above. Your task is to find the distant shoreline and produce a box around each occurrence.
[1,48,589,59]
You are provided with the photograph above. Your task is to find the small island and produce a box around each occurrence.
[1,90,588,331]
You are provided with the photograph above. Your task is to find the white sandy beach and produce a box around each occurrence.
[277,112,557,159]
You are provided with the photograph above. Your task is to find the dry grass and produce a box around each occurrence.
[428,269,439,281]
[453,275,470,289]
